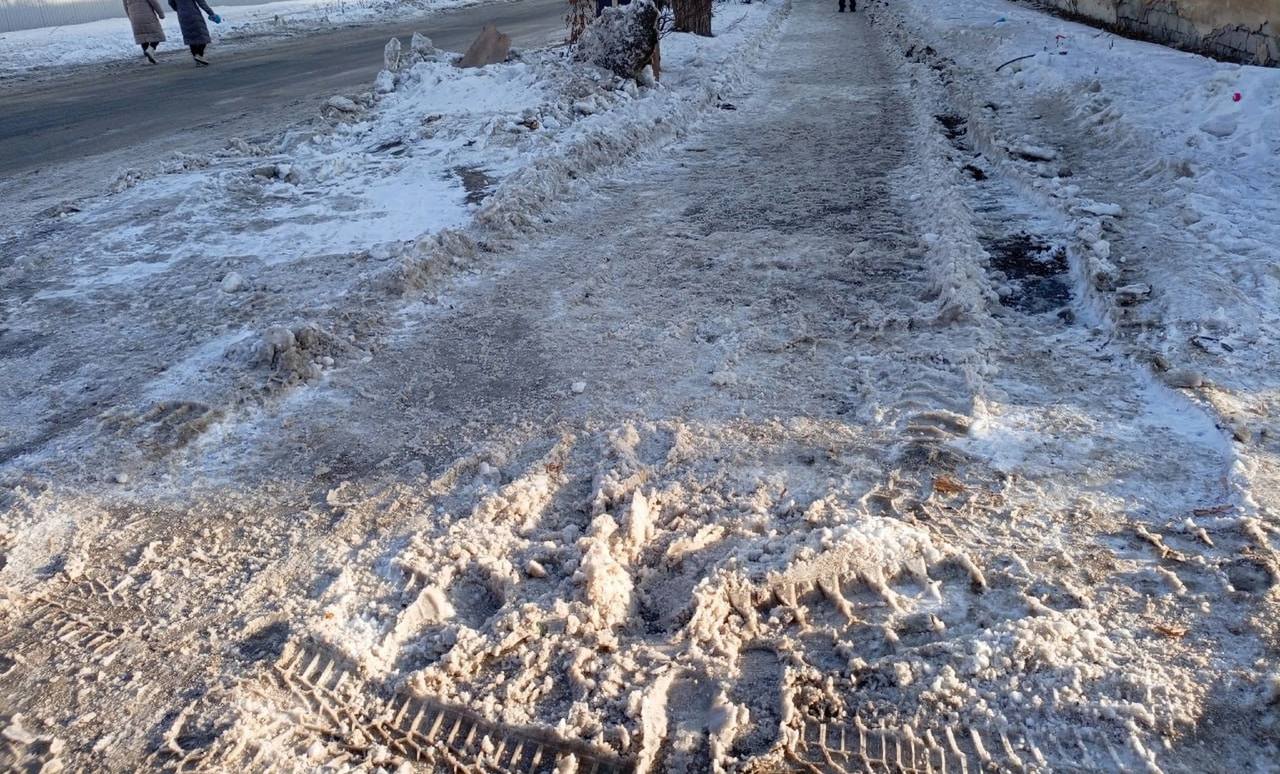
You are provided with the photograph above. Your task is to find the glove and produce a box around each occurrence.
[209,13,222,22]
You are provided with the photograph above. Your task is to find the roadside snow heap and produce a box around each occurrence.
[576,0,661,80]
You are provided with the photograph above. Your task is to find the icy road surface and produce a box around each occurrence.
[2,0,1279,771]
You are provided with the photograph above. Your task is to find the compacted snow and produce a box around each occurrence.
[2,0,1279,771]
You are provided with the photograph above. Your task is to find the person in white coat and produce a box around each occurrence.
[123,0,167,64]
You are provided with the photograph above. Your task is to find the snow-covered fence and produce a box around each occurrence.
[1025,0,1278,67]
[0,0,122,32]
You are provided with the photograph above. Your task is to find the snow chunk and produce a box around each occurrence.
[1199,113,1239,138]
[579,516,633,627]
[219,271,246,293]
[325,96,360,113]
[1115,283,1152,305]
[411,32,436,59]
[1008,143,1058,162]
[1076,201,1124,218]
[383,37,402,72]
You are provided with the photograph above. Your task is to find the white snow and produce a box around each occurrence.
[879,0,1280,531]
[3,0,1280,771]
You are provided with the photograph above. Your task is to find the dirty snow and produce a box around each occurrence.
[3,0,1280,772]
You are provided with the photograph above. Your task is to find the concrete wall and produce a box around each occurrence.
[1030,0,1280,66]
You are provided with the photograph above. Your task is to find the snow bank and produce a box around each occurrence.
[871,0,1280,522]
[873,0,1280,331]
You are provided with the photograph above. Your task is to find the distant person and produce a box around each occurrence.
[168,0,221,65]
[838,0,856,10]
[123,0,166,64]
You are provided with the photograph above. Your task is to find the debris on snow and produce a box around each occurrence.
[457,24,512,69]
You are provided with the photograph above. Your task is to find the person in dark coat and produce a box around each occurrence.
[123,0,166,64]
[168,0,221,65]
[838,0,856,10]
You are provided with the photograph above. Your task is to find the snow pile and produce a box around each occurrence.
[575,0,659,80]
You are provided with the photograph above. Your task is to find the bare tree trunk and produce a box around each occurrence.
[565,0,593,43]
[672,0,712,36]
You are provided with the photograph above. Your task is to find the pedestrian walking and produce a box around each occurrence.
[123,0,166,64]
[168,0,222,65]
[838,0,856,11]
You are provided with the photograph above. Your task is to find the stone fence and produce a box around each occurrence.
[1028,0,1278,66]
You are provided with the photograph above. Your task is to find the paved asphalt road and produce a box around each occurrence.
[0,0,565,178]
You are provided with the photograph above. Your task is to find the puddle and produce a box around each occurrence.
[983,232,1072,314]
[931,107,1075,319]
[452,166,497,205]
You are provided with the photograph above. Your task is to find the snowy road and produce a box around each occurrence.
[2,0,1279,770]
[0,0,563,177]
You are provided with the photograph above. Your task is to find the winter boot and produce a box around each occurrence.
[838,0,845,10]
[193,53,210,66]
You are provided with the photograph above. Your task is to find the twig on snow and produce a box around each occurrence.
[995,53,1036,72]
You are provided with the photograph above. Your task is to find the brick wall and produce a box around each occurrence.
[1028,0,1279,67]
